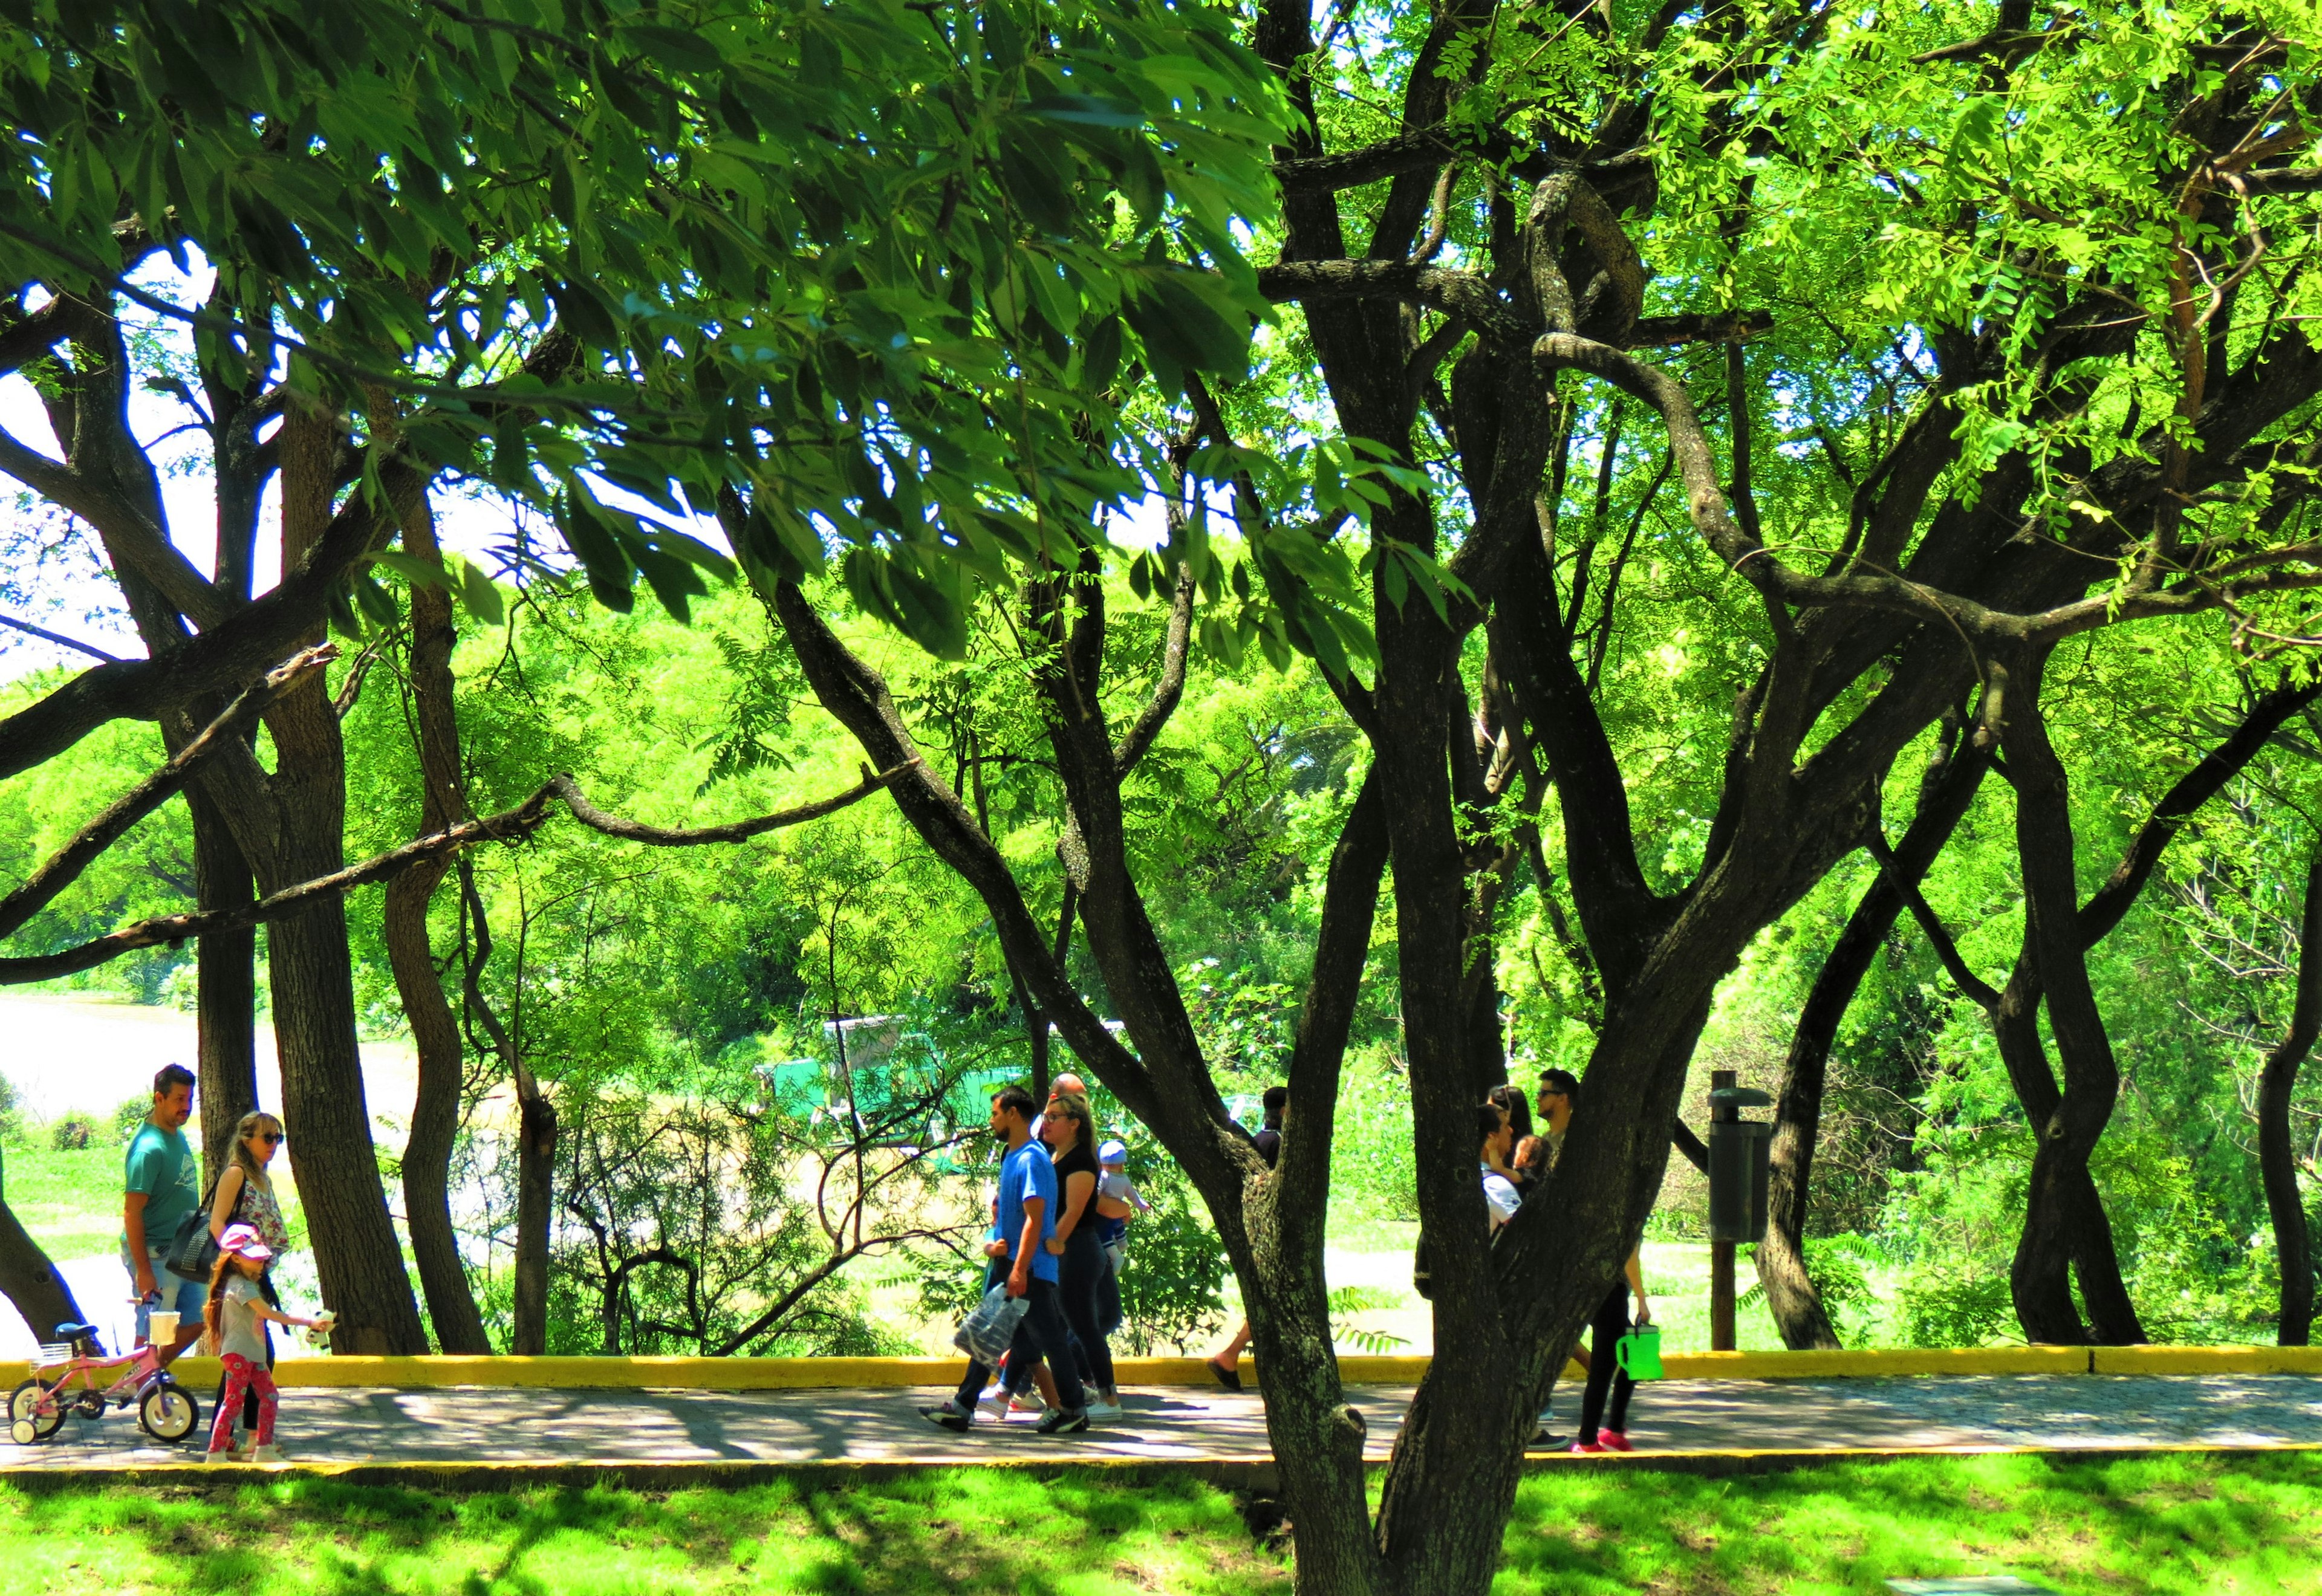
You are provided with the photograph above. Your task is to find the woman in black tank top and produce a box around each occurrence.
[1011,1095,1120,1414]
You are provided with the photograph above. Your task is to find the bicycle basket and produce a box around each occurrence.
[35,1343,73,1365]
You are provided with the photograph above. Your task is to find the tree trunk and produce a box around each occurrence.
[512,1084,558,1354]
[456,855,556,1355]
[189,782,259,1184]
[1367,530,1529,1596]
[385,501,492,1355]
[1989,681,2320,1345]
[2262,845,2322,1347]
[0,1195,81,1345]
[1760,728,1988,1349]
[254,403,428,1355]
[1999,650,2141,1349]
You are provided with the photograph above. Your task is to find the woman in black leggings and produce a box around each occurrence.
[1573,1247,1650,1453]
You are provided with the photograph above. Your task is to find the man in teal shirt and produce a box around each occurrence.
[122,1063,204,1363]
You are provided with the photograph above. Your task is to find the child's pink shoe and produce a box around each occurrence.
[1568,1440,1605,1455]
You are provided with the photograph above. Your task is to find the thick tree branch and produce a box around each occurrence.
[1279,770,1390,1221]
[0,612,121,662]
[2083,681,2322,942]
[1867,820,2003,1008]
[1628,311,1774,346]
[2260,842,2322,1345]
[767,578,1160,1115]
[0,645,332,941]
[2242,167,2322,193]
[0,298,79,375]
[0,424,224,626]
[1260,261,1532,347]
[1272,128,1652,193]
[0,764,909,984]
[0,452,428,783]
[1113,558,1195,777]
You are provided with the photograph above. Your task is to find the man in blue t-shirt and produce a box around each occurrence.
[922,1085,1090,1435]
[122,1063,205,1362]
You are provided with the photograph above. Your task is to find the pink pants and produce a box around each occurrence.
[206,1353,277,1452]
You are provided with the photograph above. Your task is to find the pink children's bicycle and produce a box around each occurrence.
[7,1320,201,1446]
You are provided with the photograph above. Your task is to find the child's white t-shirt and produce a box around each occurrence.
[217,1274,269,1363]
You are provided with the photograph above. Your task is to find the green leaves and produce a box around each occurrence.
[1122,259,1261,396]
[555,486,735,625]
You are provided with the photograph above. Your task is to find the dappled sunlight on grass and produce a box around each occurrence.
[0,1470,1290,1595]
[2,1455,2318,1594]
[1494,1453,2322,1595]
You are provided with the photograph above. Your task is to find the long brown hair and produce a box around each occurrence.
[227,1111,281,1187]
[203,1250,259,1347]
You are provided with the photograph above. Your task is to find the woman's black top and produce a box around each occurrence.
[1054,1141,1101,1242]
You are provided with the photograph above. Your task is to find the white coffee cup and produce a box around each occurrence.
[148,1310,180,1345]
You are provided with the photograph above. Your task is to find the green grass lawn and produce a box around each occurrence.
[3,1453,2317,1595]
[0,1145,126,1261]
[0,1141,311,1268]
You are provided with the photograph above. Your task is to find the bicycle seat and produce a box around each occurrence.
[52,1322,96,1340]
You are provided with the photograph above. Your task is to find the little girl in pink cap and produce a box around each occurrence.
[203,1223,328,1464]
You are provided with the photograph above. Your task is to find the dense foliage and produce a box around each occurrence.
[8,1,2322,1591]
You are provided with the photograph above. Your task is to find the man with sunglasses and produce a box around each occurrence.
[1535,1068,1578,1169]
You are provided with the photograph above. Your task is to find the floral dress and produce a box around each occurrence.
[232,1170,292,1257]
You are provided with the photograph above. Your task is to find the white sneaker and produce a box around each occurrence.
[248,1444,289,1464]
[975,1389,1012,1421]
[1083,1393,1123,1419]
[1006,1392,1048,1419]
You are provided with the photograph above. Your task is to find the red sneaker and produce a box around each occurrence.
[1568,1441,1605,1455]
[1596,1430,1634,1453]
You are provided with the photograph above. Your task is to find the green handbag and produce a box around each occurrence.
[1614,1323,1663,1381]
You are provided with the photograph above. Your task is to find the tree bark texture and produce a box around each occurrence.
[189,782,259,1185]
[1998,651,2140,1347]
[2261,845,2322,1346]
[1758,728,1989,1350]
[1988,679,2320,1343]
[385,495,493,1355]
[14,319,424,1354]
[245,402,428,1355]
[0,1195,82,1346]
[513,1086,558,1354]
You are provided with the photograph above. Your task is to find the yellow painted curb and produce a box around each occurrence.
[2092,1345,2322,1376]
[1660,1346,2092,1380]
[5,1345,2308,1392]
[10,1439,2322,1488]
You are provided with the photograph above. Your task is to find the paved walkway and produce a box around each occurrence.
[6,1374,2320,1470]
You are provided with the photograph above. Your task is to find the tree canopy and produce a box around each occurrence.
[5,2,2322,1594]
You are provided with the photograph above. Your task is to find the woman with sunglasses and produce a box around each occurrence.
[206,1112,293,1455]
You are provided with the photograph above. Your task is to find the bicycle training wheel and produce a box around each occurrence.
[7,1378,63,1443]
[138,1382,200,1444]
